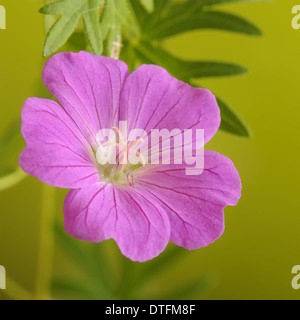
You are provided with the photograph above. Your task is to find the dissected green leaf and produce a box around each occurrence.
[128,0,258,138]
[139,0,154,12]
[40,0,88,16]
[113,0,140,37]
[82,0,104,55]
[129,0,148,28]
[146,10,262,39]
[152,0,171,14]
[100,0,121,57]
[41,0,85,56]
[181,61,247,78]
[54,223,114,293]
[138,0,197,34]
[131,42,251,137]
[135,41,247,80]
[217,96,250,136]
[43,12,81,56]
[39,0,71,15]
[130,0,170,29]
[100,0,140,57]
[40,0,105,56]
[40,0,259,136]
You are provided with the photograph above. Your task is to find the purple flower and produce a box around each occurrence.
[19,51,241,262]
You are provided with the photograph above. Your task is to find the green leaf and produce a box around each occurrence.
[182,61,247,78]
[217,97,250,137]
[129,0,148,28]
[152,0,171,14]
[147,10,262,39]
[82,0,104,55]
[130,0,170,30]
[139,0,154,13]
[43,12,81,56]
[54,223,114,294]
[39,0,87,15]
[132,42,251,137]
[100,0,121,57]
[113,0,140,37]
[135,41,247,80]
[39,0,70,15]
[40,0,105,56]
[100,0,140,57]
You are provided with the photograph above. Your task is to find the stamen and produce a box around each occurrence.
[108,127,146,172]
[128,138,144,149]
[103,142,120,148]
[112,127,125,146]
[120,150,128,171]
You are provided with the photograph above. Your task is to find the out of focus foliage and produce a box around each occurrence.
[41,0,262,137]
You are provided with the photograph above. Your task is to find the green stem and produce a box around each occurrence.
[0,167,27,191]
[31,0,58,301]
[34,184,56,300]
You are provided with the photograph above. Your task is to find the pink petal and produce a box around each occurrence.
[19,98,98,188]
[42,51,129,149]
[119,64,220,144]
[134,150,242,250]
[64,183,170,262]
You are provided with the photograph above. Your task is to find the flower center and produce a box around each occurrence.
[97,127,145,186]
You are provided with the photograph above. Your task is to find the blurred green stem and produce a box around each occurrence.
[0,168,27,191]
[34,184,56,300]
[31,1,58,300]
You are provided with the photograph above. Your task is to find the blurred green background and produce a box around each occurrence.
[0,0,300,300]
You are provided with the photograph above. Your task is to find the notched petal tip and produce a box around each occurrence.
[134,150,241,251]
[63,184,171,262]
